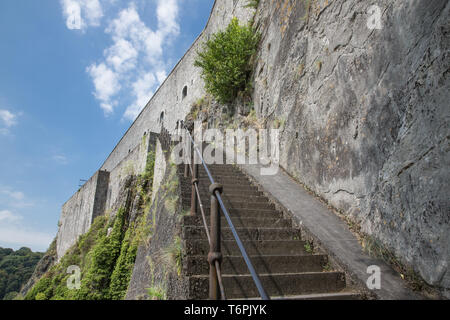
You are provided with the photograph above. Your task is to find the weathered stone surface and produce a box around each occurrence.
[19,239,57,297]
[126,138,187,300]
[53,0,449,298]
[99,1,254,172]
[54,0,254,267]
[252,0,449,293]
[56,170,109,260]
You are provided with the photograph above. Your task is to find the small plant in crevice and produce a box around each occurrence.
[164,196,179,214]
[244,0,259,9]
[304,241,313,253]
[273,117,286,130]
[146,285,167,300]
[361,235,430,293]
[145,257,167,300]
[323,262,333,272]
[161,236,184,278]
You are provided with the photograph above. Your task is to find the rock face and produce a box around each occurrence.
[252,0,449,292]
[20,240,57,297]
[53,0,449,297]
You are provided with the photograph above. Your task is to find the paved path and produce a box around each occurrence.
[240,164,422,300]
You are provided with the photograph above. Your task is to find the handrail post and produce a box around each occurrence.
[184,130,189,178]
[190,149,199,216]
[208,183,223,300]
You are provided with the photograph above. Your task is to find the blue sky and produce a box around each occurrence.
[0,0,214,252]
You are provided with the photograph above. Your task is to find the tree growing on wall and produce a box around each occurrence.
[194,17,260,104]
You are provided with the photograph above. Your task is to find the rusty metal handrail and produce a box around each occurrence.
[186,142,226,300]
[182,123,269,300]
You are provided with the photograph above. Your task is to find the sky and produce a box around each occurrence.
[0,0,214,252]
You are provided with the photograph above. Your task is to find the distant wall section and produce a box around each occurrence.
[56,170,109,259]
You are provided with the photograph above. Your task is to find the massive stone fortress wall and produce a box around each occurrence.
[56,0,253,259]
[55,0,449,294]
[252,0,449,290]
[56,170,109,259]
[99,0,254,172]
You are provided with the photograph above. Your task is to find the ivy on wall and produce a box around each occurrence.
[24,152,157,300]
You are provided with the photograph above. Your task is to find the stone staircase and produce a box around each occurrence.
[179,164,361,300]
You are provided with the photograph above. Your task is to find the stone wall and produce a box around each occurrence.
[54,0,448,295]
[56,170,109,259]
[252,0,449,292]
[99,0,253,172]
[125,135,187,300]
[55,0,253,267]
[104,132,155,213]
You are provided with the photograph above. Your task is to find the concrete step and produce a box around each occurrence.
[195,208,282,219]
[236,291,362,300]
[186,189,263,200]
[198,178,251,185]
[185,254,328,276]
[182,184,260,193]
[193,190,263,198]
[198,174,249,181]
[220,196,270,204]
[184,240,310,256]
[182,216,292,228]
[198,173,246,179]
[188,272,346,299]
[182,195,270,206]
[202,201,275,211]
[183,226,301,241]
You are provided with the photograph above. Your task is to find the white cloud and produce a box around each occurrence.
[0,210,22,222]
[0,186,35,209]
[105,38,138,73]
[157,0,180,37]
[156,70,167,85]
[0,224,53,252]
[52,154,69,165]
[87,1,180,120]
[0,109,19,135]
[87,63,121,114]
[0,109,17,127]
[0,186,25,201]
[2,190,25,201]
[124,72,157,120]
[61,0,103,31]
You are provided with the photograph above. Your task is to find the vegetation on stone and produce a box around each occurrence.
[194,17,260,104]
[24,152,157,300]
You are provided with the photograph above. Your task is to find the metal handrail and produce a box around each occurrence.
[182,123,269,300]
[186,144,226,300]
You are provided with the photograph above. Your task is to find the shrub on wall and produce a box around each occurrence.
[194,17,260,104]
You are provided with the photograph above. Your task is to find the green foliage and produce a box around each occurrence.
[25,211,128,300]
[304,241,313,253]
[24,150,161,300]
[244,0,259,9]
[75,208,127,300]
[146,285,166,300]
[139,151,156,189]
[108,224,139,300]
[0,246,44,300]
[194,17,260,104]
[161,236,183,277]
